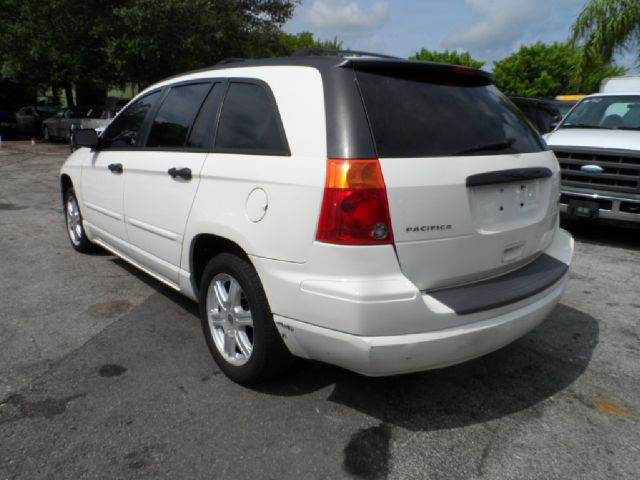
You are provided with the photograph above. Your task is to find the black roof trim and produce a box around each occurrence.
[344,58,495,83]
[157,55,494,84]
[292,48,400,60]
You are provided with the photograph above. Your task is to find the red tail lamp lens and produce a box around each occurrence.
[316,159,394,245]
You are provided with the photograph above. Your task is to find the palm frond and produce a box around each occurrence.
[571,0,640,79]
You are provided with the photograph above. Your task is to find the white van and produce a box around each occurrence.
[62,52,573,384]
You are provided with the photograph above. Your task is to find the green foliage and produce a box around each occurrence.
[101,0,300,87]
[571,0,640,80]
[0,0,118,102]
[0,0,299,98]
[409,49,484,69]
[493,41,626,97]
[279,32,343,55]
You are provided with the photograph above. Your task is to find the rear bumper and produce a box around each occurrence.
[274,271,567,376]
[257,229,573,376]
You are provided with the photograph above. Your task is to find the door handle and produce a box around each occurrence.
[108,163,123,174]
[168,167,192,180]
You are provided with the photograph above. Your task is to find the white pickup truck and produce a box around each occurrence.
[545,76,640,225]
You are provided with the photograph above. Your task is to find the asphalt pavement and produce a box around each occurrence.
[0,141,638,479]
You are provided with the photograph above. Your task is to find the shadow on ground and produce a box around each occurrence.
[562,218,640,251]
[258,303,598,433]
[109,252,599,434]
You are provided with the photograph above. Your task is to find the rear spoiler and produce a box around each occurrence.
[341,58,495,84]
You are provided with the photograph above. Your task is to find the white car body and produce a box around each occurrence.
[61,57,573,378]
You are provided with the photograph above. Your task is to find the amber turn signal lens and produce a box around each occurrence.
[325,159,386,189]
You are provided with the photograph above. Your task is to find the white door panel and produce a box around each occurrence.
[81,150,127,242]
[123,151,206,283]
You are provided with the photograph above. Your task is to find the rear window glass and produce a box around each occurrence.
[214,82,289,155]
[355,69,545,158]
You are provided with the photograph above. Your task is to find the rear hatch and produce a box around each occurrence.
[355,65,560,291]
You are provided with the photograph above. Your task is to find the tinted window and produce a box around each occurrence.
[102,91,161,148]
[147,83,212,149]
[215,82,289,155]
[187,83,224,149]
[356,69,545,158]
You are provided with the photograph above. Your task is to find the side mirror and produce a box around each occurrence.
[73,128,100,149]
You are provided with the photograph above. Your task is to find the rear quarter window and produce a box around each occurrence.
[214,81,289,156]
[355,69,545,158]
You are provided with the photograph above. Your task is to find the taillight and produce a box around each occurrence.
[316,159,394,245]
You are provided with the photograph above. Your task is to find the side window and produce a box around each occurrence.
[146,83,212,149]
[214,82,289,155]
[187,83,225,149]
[101,91,161,148]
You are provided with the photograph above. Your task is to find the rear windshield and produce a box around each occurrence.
[355,69,545,158]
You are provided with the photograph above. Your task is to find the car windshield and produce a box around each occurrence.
[560,95,640,130]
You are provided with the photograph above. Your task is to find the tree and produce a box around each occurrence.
[409,49,484,69]
[102,0,300,88]
[493,42,625,97]
[0,0,300,101]
[279,32,343,55]
[0,0,120,105]
[571,0,640,79]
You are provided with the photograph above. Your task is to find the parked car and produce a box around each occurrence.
[62,52,573,385]
[79,106,117,136]
[16,105,57,137]
[509,96,563,134]
[42,106,91,142]
[545,92,640,226]
[0,97,17,139]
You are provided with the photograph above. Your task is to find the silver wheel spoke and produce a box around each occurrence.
[223,331,237,357]
[209,308,226,326]
[233,308,253,327]
[227,280,241,307]
[213,280,228,311]
[235,331,252,358]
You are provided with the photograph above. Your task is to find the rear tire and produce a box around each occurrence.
[64,187,93,253]
[199,253,293,385]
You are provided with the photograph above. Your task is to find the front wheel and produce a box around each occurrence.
[64,187,93,252]
[199,253,293,385]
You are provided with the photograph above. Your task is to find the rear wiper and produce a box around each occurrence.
[616,126,640,131]
[455,138,515,155]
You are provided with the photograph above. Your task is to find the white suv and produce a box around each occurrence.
[62,53,574,384]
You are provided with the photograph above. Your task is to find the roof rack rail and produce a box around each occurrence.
[216,58,246,65]
[291,48,400,60]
